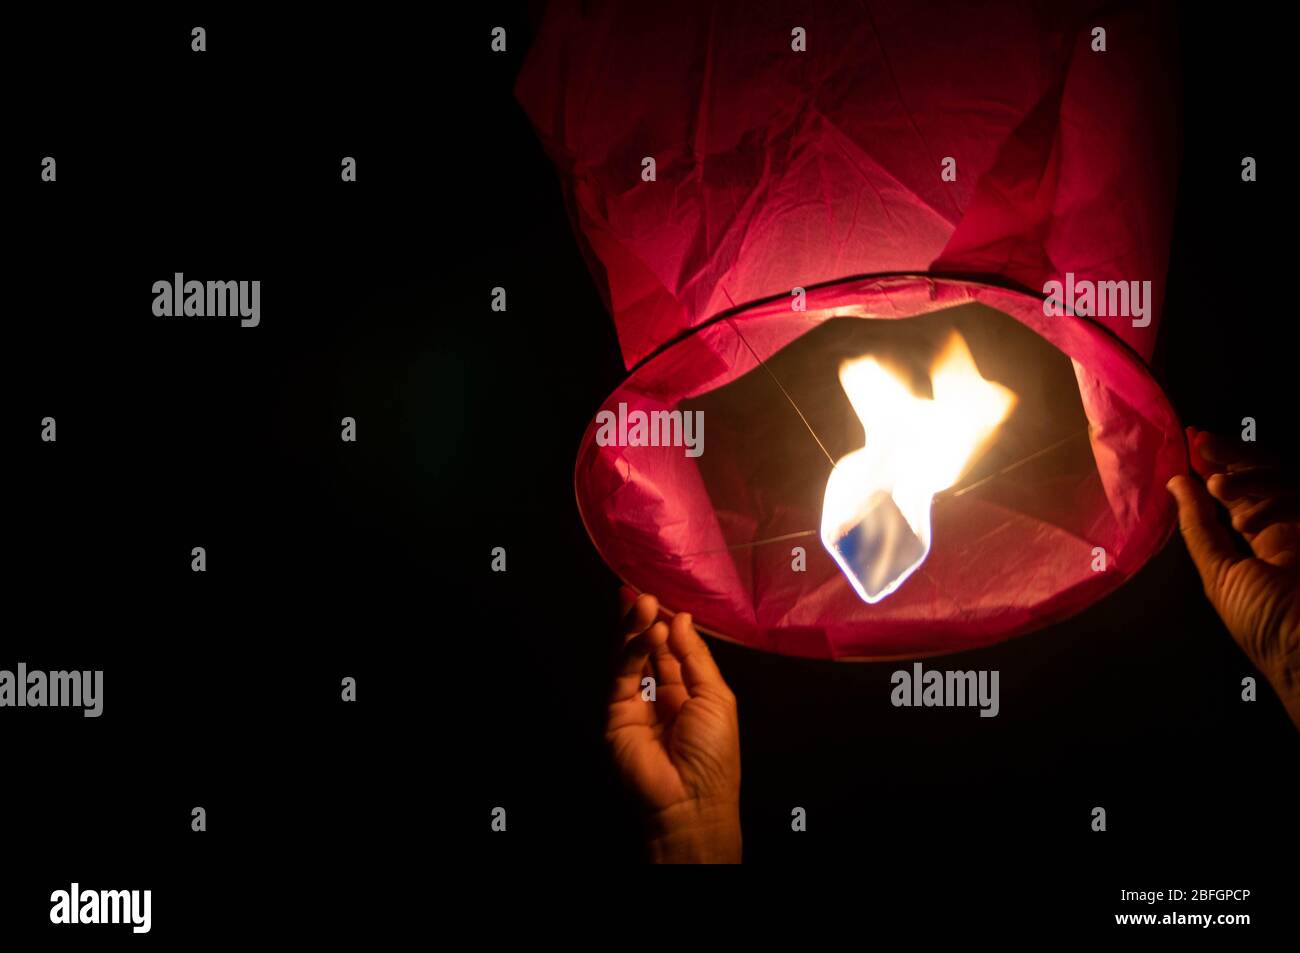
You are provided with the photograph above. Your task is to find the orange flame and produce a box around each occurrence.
[820,331,1017,603]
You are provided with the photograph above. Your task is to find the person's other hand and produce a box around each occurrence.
[607,587,742,862]
[1167,427,1300,728]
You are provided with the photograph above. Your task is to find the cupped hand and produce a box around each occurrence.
[606,587,742,862]
[1167,427,1299,728]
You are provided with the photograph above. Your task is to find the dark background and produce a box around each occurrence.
[4,3,1294,940]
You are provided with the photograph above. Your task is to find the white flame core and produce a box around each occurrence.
[820,331,1017,603]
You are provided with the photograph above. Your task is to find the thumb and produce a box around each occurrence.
[1166,474,1238,600]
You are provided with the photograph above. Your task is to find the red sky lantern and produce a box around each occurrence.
[516,0,1185,659]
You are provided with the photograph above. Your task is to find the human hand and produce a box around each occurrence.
[1166,427,1300,729]
[606,587,742,862]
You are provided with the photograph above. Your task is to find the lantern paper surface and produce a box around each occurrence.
[517,0,1186,659]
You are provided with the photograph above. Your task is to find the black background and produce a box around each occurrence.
[4,3,1295,941]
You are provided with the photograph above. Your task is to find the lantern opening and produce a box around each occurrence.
[574,279,1182,661]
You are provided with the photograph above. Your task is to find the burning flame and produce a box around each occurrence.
[820,331,1017,603]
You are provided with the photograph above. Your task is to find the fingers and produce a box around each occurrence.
[611,620,669,703]
[620,589,658,638]
[1191,428,1240,465]
[650,636,685,687]
[666,612,732,699]
[1249,522,1300,569]
[1187,427,1223,480]
[1207,467,1292,502]
[614,590,733,702]
[1189,427,1276,475]
[1166,474,1239,600]
[1229,495,1300,537]
[1206,467,1300,536]
[613,588,665,705]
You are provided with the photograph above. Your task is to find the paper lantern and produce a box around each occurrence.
[516,0,1185,659]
